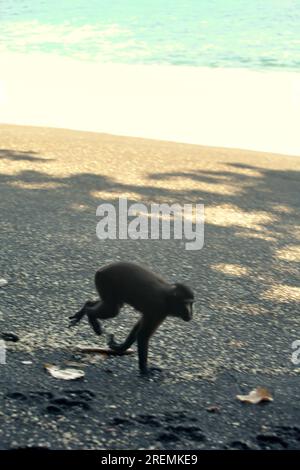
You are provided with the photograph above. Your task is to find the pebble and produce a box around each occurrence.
[0,278,8,288]
[1,332,20,342]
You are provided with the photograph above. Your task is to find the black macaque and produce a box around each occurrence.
[69,262,194,375]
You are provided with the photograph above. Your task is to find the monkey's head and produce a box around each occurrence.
[168,283,194,322]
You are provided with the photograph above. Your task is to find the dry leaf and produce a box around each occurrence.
[77,346,135,356]
[64,361,87,368]
[82,355,107,364]
[44,363,85,380]
[229,340,245,348]
[236,387,273,404]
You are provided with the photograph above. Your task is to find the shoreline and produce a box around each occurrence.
[1,52,300,157]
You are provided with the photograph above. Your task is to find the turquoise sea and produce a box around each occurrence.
[1,0,300,70]
[0,1,300,155]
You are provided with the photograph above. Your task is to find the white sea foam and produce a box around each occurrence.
[0,52,299,156]
[0,20,132,44]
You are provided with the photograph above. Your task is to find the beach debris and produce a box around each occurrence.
[76,346,135,356]
[64,361,87,368]
[21,360,33,365]
[1,332,19,342]
[228,339,245,348]
[206,405,220,413]
[236,387,273,404]
[0,278,8,288]
[44,363,85,380]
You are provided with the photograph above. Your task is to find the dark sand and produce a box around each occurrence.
[0,124,299,449]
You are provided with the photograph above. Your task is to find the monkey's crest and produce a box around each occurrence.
[172,282,194,300]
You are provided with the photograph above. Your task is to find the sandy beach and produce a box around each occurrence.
[1,52,300,156]
[0,124,300,449]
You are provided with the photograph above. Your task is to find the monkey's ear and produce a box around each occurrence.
[170,283,180,296]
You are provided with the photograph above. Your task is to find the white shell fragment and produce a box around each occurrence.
[44,363,85,380]
[0,279,8,288]
[236,387,273,404]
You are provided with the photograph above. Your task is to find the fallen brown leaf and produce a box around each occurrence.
[76,346,135,356]
[229,339,245,348]
[236,387,273,404]
[64,361,87,368]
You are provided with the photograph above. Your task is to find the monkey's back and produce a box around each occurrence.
[95,262,170,314]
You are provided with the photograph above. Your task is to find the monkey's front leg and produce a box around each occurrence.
[137,318,163,375]
[108,320,141,353]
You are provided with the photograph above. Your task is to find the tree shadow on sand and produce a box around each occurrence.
[0,146,299,376]
[0,149,52,162]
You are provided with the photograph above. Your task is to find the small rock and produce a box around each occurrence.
[229,440,252,450]
[206,405,220,413]
[0,278,8,288]
[1,332,19,342]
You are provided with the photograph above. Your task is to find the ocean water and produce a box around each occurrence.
[0,0,300,155]
[1,0,300,70]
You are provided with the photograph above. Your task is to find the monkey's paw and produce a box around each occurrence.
[68,315,80,328]
[106,334,126,354]
[140,366,163,377]
[107,333,116,349]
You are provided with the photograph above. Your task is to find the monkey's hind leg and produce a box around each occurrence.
[87,301,121,336]
[87,312,102,335]
[107,320,141,354]
[69,300,98,328]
